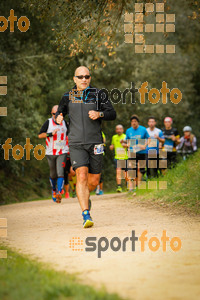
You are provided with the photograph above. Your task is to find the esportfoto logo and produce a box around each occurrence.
[69,230,182,258]
[69,81,182,105]
[0,9,30,33]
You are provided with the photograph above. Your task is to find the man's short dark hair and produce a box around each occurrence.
[148,116,156,121]
[130,114,139,122]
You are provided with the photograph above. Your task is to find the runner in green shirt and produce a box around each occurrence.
[110,125,128,192]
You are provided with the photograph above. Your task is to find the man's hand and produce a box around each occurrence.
[53,128,60,135]
[110,145,114,150]
[171,135,176,141]
[56,113,63,124]
[88,110,100,120]
[121,140,128,148]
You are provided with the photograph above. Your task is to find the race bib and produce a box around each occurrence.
[116,148,126,158]
[54,140,66,150]
[164,144,173,152]
[94,144,104,155]
[132,145,141,153]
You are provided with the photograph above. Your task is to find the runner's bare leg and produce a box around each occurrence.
[75,167,90,211]
[137,170,142,186]
[76,167,100,211]
[88,173,100,192]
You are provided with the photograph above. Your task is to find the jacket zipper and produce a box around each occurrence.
[81,101,86,143]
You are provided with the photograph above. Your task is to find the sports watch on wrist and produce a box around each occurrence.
[99,112,104,118]
[46,132,53,137]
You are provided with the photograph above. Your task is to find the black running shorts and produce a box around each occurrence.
[69,144,103,174]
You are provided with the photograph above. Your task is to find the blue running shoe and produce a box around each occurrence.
[82,210,94,228]
[98,190,104,195]
[52,190,57,202]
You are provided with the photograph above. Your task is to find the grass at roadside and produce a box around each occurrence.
[135,151,200,213]
[0,245,121,300]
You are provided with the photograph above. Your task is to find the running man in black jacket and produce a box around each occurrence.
[56,66,116,228]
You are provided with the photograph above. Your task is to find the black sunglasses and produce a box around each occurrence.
[75,75,90,79]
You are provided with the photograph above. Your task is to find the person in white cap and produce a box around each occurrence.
[177,126,197,160]
[161,117,180,169]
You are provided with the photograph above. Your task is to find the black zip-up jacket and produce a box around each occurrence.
[56,85,116,145]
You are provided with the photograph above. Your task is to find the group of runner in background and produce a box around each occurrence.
[109,114,197,194]
[39,106,197,202]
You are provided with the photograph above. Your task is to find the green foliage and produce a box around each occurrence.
[136,151,200,214]
[0,245,121,300]
[23,0,130,54]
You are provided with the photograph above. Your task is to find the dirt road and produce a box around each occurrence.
[1,193,200,300]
